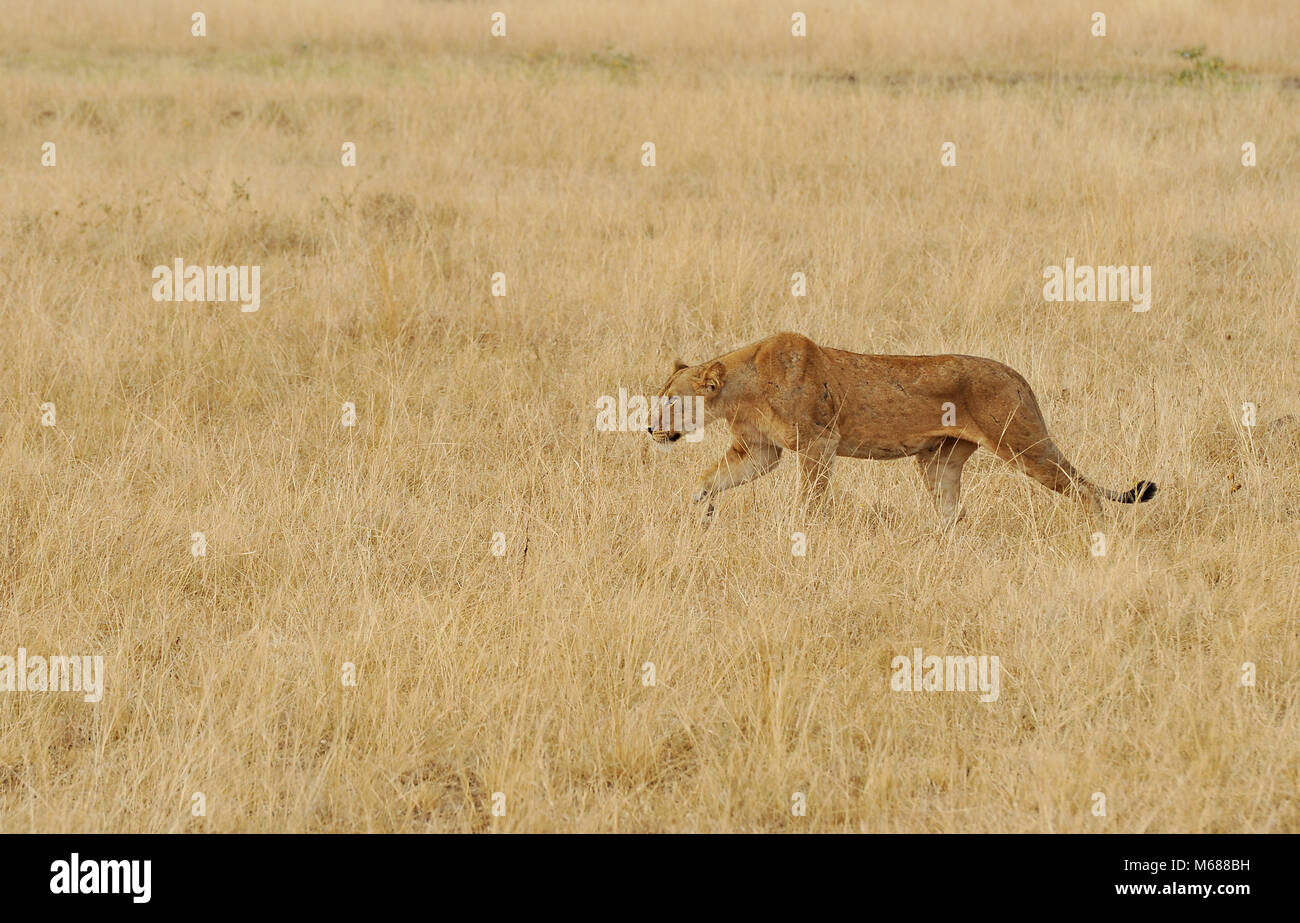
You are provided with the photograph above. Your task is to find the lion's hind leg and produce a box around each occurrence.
[983,434,1105,522]
[915,438,978,522]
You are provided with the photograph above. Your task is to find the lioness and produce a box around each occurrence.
[648,332,1156,523]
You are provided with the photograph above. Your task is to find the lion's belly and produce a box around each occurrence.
[830,388,960,459]
[835,436,934,460]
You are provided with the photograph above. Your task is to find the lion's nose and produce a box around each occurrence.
[646,426,653,434]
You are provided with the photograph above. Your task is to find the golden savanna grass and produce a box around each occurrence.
[1,0,1298,832]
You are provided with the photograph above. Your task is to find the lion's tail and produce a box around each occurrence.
[1101,480,1158,504]
[1049,452,1156,504]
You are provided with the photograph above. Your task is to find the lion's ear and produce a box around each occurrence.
[694,361,726,394]
[673,359,689,373]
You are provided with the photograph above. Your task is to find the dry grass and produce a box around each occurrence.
[0,0,1298,832]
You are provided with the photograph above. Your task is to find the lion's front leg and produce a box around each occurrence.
[794,434,840,508]
[692,440,783,520]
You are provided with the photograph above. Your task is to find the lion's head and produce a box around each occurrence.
[647,358,725,449]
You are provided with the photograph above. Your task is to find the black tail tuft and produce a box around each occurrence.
[1117,480,1157,503]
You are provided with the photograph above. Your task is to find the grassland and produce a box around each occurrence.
[0,0,1297,832]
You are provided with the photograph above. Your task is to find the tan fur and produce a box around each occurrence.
[649,332,1155,524]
